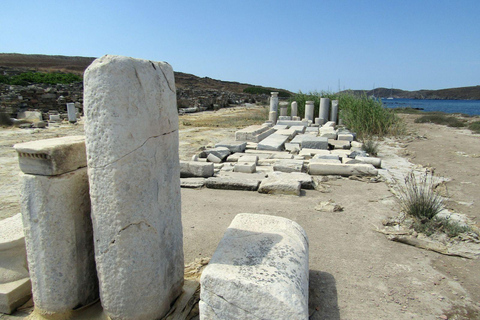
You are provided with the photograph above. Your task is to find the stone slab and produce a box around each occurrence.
[84,55,183,320]
[275,128,297,139]
[328,139,351,149]
[275,120,307,127]
[13,136,86,176]
[207,153,222,163]
[234,162,256,173]
[205,177,260,191]
[215,141,247,153]
[338,133,355,141]
[204,147,231,161]
[257,134,289,151]
[235,126,275,143]
[180,161,214,178]
[180,178,206,188]
[268,172,315,190]
[273,124,288,130]
[285,143,301,152]
[200,213,309,319]
[0,278,32,314]
[258,178,302,195]
[238,155,258,164]
[308,163,378,176]
[355,156,382,168]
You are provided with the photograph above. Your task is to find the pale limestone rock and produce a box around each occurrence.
[14,136,86,176]
[215,141,247,153]
[200,213,309,319]
[234,162,256,173]
[304,101,314,121]
[0,278,31,314]
[273,159,304,173]
[308,162,378,176]
[84,55,183,320]
[20,169,98,314]
[180,161,214,178]
[355,156,382,168]
[180,178,206,188]
[257,134,289,151]
[207,153,222,163]
[66,102,76,122]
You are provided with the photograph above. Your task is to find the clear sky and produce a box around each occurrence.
[1,0,479,92]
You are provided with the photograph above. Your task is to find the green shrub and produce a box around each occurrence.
[414,114,466,128]
[396,171,444,221]
[0,72,82,85]
[413,218,472,238]
[468,121,480,134]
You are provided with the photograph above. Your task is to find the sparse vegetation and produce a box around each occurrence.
[290,91,403,139]
[414,114,466,128]
[243,86,291,98]
[468,120,480,134]
[0,112,13,127]
[0,72,82,85]
[180,106,268,128]
[361,140,379,156]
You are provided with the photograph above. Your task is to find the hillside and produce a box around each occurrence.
[346,86,480,100]
[0,53,289,95]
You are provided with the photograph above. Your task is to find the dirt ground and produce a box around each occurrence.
[1,107,479,319]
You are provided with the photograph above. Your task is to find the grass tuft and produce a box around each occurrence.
[396,171,444,221]
[468,121,480,134]
[361,139,380,156]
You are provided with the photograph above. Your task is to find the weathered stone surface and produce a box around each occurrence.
[180,161,214,178]
[299,149,331,157]
[269,92,279,113]
[268,111,277,124]
[0,278,32,314]
[275,128,297,139]
[308,162,378,176]
[312,154,340,161]
[84,55,183,320]
[309,158,342,164]
[200,213,309,319]
[290,125,306,134]
[17,111,42,122]
[66,102,76,122]
[276,120,307,127]
[238,155,258,164]
[234,162,256,173]
[268,172,315,189]
[356,156,382,168]
[20,168,98,314]
[291,101,298,117]
[257,134,289,151]
[285,143,301,152]
[278,116,292,120]
[338,133,355,141]
[180,177,206,188]
[273,124,288,131]
[270,153,294,160]
[49,114,61,122]
[279,105,288,117]
[305,101,314,121]
[204,147,231,161]
[258,177,302,195]
[330,100,339,123]
[305,127,319,133]
[207,153,222,163]
[273,159,304,173]
[0,214,31,314]
[215,141,247,153]
[205,177,260,191]
[14,136,86,176]
[319,127,337,139]
[351,141,363,148]
[301,136,328,150]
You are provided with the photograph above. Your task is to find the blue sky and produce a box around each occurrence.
[1,0,479,92]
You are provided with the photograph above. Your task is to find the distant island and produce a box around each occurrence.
[343,86,480,101]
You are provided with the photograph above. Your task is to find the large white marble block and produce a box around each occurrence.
[200,213,309,319]
[84,55,183,320]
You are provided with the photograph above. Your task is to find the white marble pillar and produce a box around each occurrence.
[330,100,339,123]
[291,101,298,117]
[269,92,279,113]
[279,105,287,117]
[269,111,278,124]
[84,55,184,320]
[319,98,330,125]
[305,101,314,121]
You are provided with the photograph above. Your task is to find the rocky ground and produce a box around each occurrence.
[1,106,479,320]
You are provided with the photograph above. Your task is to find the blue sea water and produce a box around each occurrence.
[381,98,480,116]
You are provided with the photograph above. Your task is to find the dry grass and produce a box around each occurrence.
[179,106,268,129]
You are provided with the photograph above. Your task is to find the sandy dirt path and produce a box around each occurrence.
[1,108,479,319]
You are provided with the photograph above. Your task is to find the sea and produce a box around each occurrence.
[380,98,480,116]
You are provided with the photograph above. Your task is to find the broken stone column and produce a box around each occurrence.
[84,55,184,320]
[279,105,287,117]
[304,101,314,121]
[66,102,76,123]
[269,110,277,124]
[330,100,339,123]
[14,136,98,316]
[200,213,309,319]
[291,101,298,117]
[269,92,279,113]
[319,98,330,125]
[0,214,31,314]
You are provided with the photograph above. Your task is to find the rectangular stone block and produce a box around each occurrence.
[273,124,288,130]
[238,155,259,164]
[0,278,32,314]
[285,143,300,152]
[180,178,206,188]
[234,162,256,173]
[328,139,351,149]
[180,161,214,178]
[338,133,355,141]
[301,136,328,150]
[268,172,315,189]
[275,128,297,139]
[235,125,275,142]
[200,213,309,319]
[14,136,86,176]
[84,55,183,320]
[257,134,289,151]
[299,149,331,157]
[273,159,304,173]
[20,168,98,313]
[258,178,301,195]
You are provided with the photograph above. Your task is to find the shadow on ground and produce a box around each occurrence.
[309,270,340,320]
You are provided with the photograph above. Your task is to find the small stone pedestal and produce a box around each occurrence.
[14,136,98,316]
[305,101,314,121]
[66,103,76,123]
